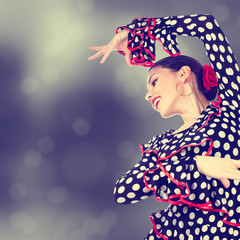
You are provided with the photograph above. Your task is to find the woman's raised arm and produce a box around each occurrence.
[90,14,240,105]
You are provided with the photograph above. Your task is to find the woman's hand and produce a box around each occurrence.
[195,155,240,188]
[88,29,132,66]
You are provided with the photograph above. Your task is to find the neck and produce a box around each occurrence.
[173,93,209,134]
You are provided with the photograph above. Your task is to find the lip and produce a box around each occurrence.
[151,96,161,110]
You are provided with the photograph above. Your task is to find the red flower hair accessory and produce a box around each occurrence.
[202,64,218,91]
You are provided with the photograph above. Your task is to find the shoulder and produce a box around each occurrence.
[139,130,172,154]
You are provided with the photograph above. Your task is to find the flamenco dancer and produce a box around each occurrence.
[89,14,240,239]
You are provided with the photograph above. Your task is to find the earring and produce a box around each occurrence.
[176,82,193,96]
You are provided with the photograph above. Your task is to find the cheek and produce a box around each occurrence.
[163,84,177,98]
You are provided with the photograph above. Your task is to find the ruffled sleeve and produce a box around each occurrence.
[113,134,163,204]
[117,14,240,109]
[143,129,240,228]
[116,17,181,67]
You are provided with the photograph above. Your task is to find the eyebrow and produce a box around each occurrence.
[148,74,158,84]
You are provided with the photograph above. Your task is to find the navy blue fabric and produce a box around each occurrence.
[114,14,240,239]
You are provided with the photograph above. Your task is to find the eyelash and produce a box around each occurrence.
[152,79,158,86]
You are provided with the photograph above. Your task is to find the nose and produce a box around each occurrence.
[145,91,152,102]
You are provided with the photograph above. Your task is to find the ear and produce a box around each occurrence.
[178,66,192,83]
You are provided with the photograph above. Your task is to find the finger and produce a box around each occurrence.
[222,171,240,180]
[89,45,106,51]
[88,51,104,61]
[219,178,230,188]
[232,159,240,168]
[100,47,113,64]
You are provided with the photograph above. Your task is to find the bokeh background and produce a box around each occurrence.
[0,0,239,239]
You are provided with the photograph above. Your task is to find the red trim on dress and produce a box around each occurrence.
[139,144,159,156]
[149,215,169,240]
[141,96,240,239]
[198,94,222,131]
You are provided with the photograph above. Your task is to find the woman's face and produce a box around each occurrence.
[146,66,182,118]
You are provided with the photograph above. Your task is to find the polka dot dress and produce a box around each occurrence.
[114,14,240,239]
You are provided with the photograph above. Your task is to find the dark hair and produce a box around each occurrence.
[149,55,218,101]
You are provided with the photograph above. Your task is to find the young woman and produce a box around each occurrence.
[89,14,240,239]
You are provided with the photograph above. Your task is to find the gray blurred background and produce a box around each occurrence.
[0,0,239,239]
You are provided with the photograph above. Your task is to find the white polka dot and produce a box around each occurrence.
[199,16,207,21]
[225,192,229,198]
[222,76,228,84]
[179,221,184,228]
[228,200,234,207]
[197,217,203,224]
[220,54,225,62]
[226,68,234,75]
[227,55,233,63]
[132,184,140,191]
[211,33,216,40]
[191,182,197,190]
[118,186,125,194]
[143,186,150,193]
[194,147,200,154]
[217,220,223,228]
[194,171,200,179]
[133,170,139,175]
[140,195,148,200]
[177,27,184,33]
[184,18,192,23]
[232,100,239,108]
[206,22,213,29]
[213,44,218,52]
[194,135,200,140]
[219,45,225,53]
[210,54,215,61]
[198,27,205,32]
[199,192,205,200]
[217,62,222,69]
[137,172,143,179]
[235,63,239,71]
[127,192,136,199]
[202,225,208,232]
[205,43,210,50]
[211,191,216,198]
[176,165,182,172]
[117,197,126,203]
[189,212,195,219]
[153,175,159,181]
[207,129,214,135]
[201,182,207,189]
[237,206,240,213]
[228,134,234,142]
[218,188,224,195]
[119,178,125,183]
[166,229,172,236]
[221,123,228,129]
[126,177,133,184]
[223,142,230,151]
[218,131,226,138]
[189,193,196,200]
[213,140,221,148]
[209,214,216,222]
[233,148,239,156]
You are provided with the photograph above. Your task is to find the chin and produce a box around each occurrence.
[158,109,177,119]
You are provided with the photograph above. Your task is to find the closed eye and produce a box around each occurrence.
[152,79,158,86]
